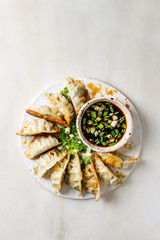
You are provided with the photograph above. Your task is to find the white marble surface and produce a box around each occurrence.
[0,0,160,239]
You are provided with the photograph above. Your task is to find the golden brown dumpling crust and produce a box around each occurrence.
[96,152,139,169]
[50,153,70,194]
[66,77,86,115]
[45,93,74,125]
[17,118,60,136]
[33,149,67,178]
[26,105,68,127]
[93,153,122,186]
[82,159,100,201]
[24,135,61,159]
[67,153,82,195]
[96,152,122,169]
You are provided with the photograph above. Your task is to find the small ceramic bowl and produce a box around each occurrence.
[76,97,133,153]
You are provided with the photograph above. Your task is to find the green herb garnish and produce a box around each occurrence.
[60,87,71,103]
[60,119,87,153]
[64,87,68,93]
[117,173,126,178]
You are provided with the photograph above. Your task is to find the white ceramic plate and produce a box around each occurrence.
[19,78,142,199]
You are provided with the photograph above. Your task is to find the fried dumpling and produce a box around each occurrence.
[95,152,122,169]
[24,135,61,159]
[66,77,86,115]
[26,105,68,127]
[45,93,74,125]
[93,154,122,186]
[96,152,139,169]
[116,153,139,169]
[82,158,100,201]
[50,153,70,194]
[67,153,82,195]
[33,149,67,178]
[17,118,60,136]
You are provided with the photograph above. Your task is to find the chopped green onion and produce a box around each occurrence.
[98,123,104,129]
[91,126,96,134]
[64,87,68,93]
[114,133,118,138]
[91,111,96,118]
[108,142,116,146]
[97,111,103,117]
[117,173,126,178]
[117,133,122,138]
[100,137,103,143]
[104,116,110,120]
[86,128,90,133]
[122,123,127,129]
[103,111,108,116]
[83,118,86,125]
[111,130,116,137]
[96,117,102,121]
[68,149,75,155]
[106,134,112,138]
[82,156,90,165]
[102,122,108,126]
[106,125,112,129]
[98,107,104,111]
[119,116,125,123]
[94,131,99,137]
[73,132,78,136]
[115,129,119,134]
[60,90,68,98]
[110,106,114,113]
[94,105,100,111]
[65,127,70,134]
[99,132,105,137]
